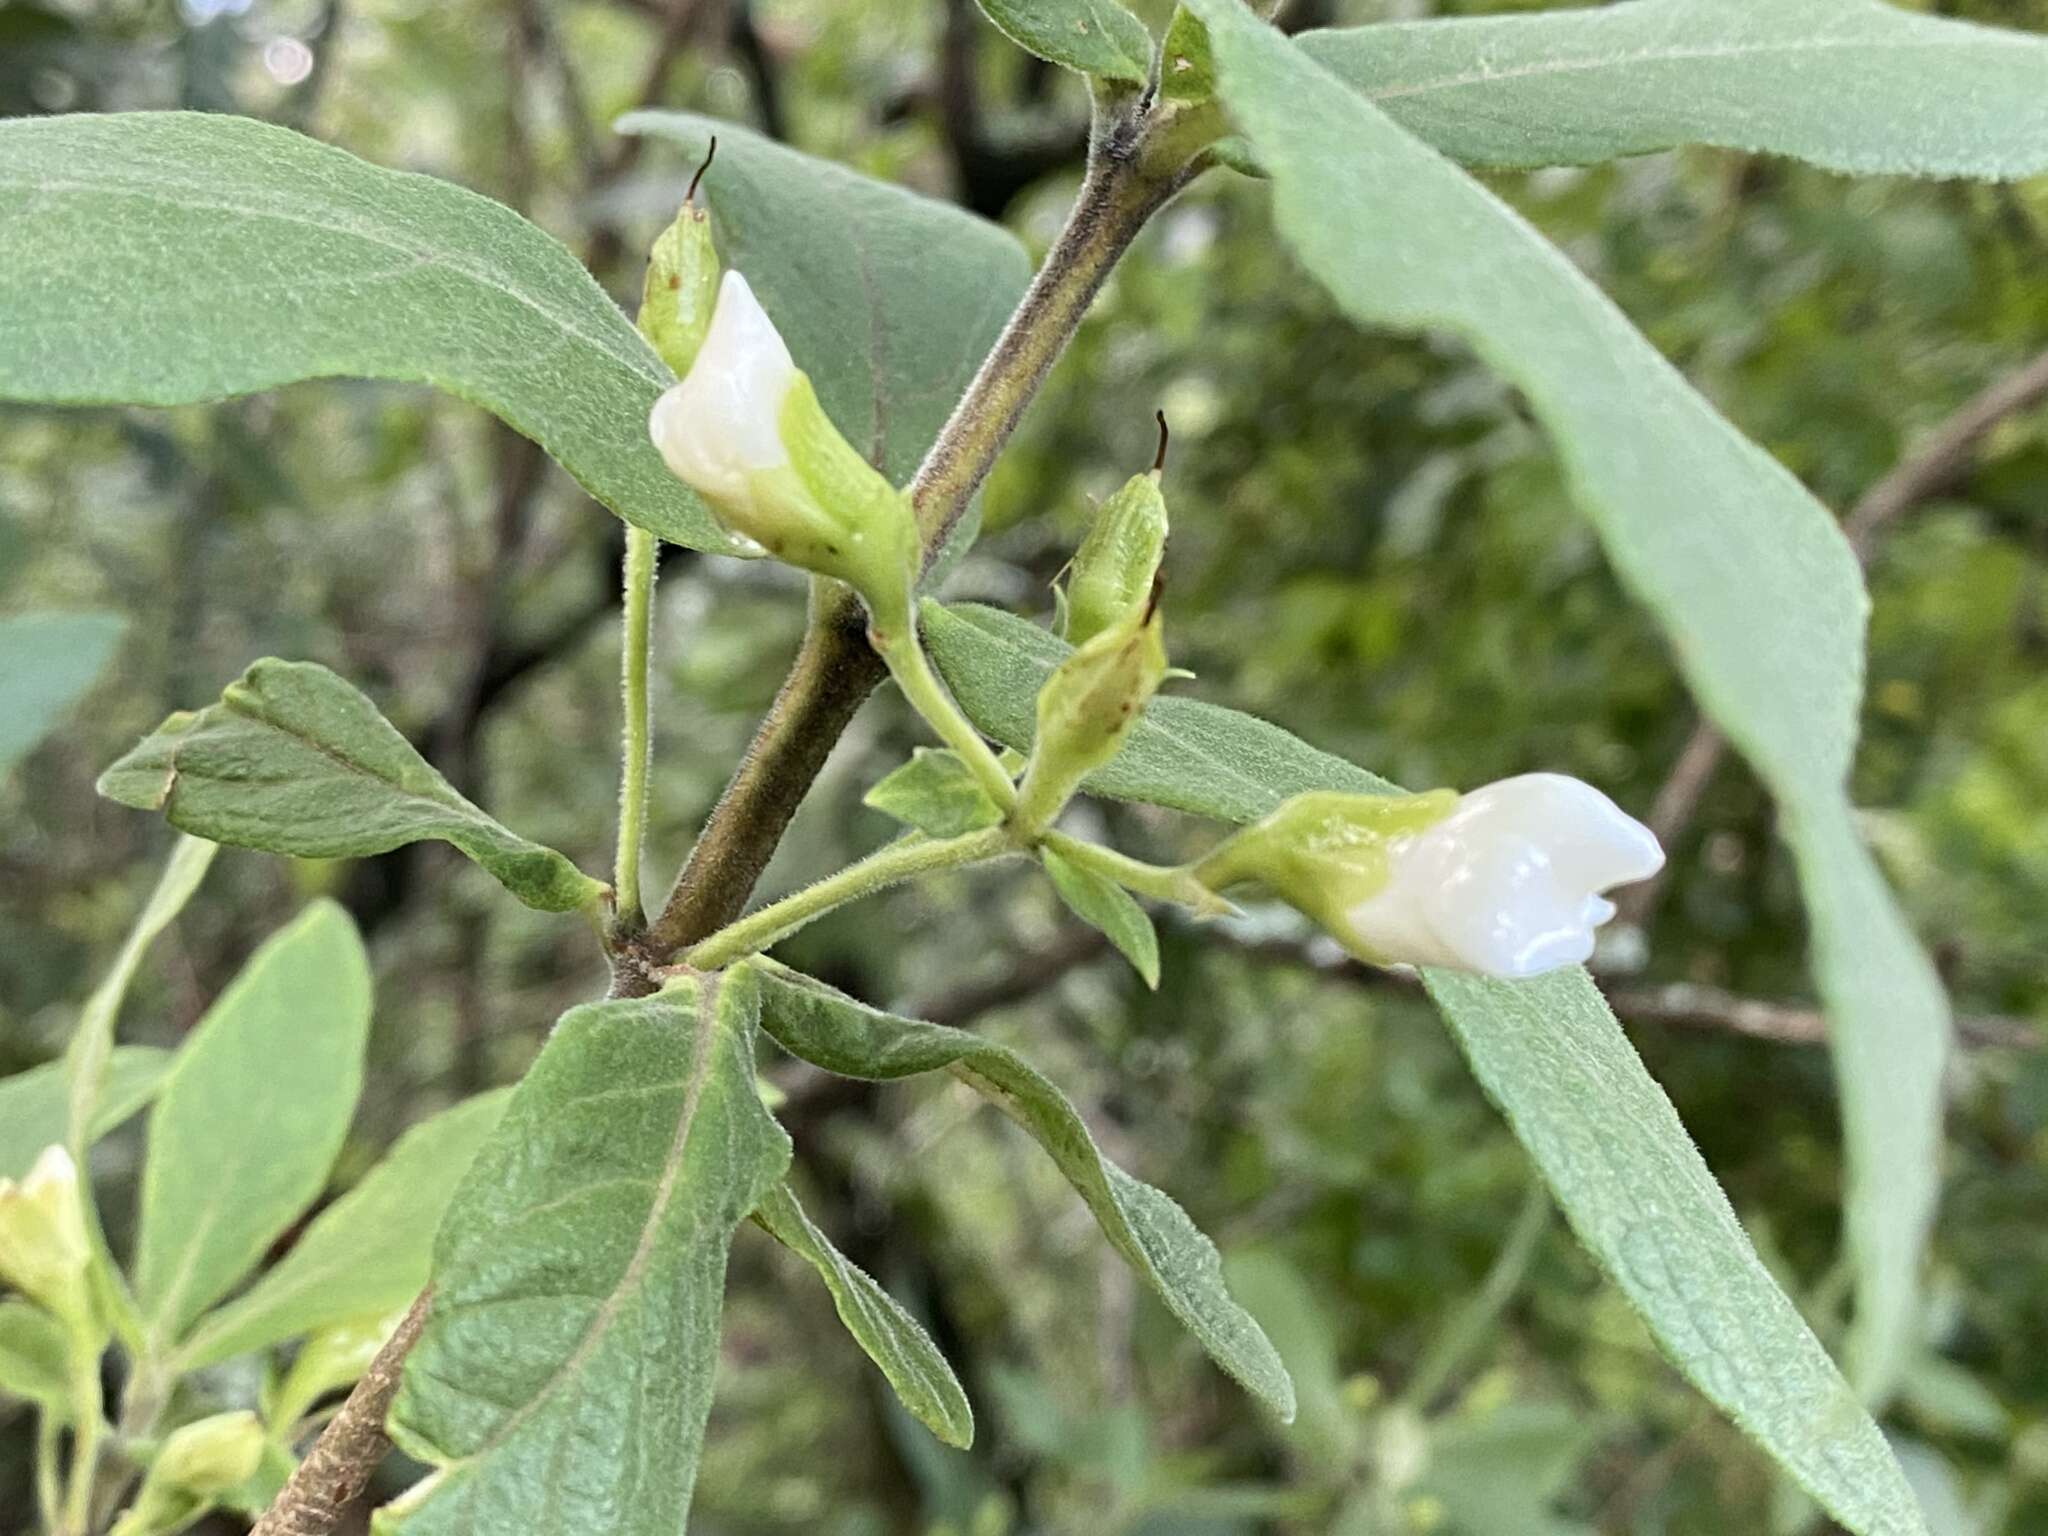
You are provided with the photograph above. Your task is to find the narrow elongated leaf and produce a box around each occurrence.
[975,0,1154,83]
[1041,846,1160,988]
[753,1180,974,1448]
[65,834,218,1161]
[0,610,124,779]
[922,598,1926,1533]
[613,114,1031,489]
[134,901,372,1347]
[99,660,601,913]
[1298,0,2048,179]
[0,113,738,553]
[174,1089,512,1370]
[381,975,791,1536]
[0,1047,171,1182]
[751,960,1294,1421]
[0,1301,69,1410]
[1189,0,1945,1408]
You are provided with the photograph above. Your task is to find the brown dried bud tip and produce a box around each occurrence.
[686,135,718,206]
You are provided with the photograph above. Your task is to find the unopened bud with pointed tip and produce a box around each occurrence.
[0,1145,94,1328]
[649,271,918,624]
[639,200,719,379]
[111,1411,266,1536]
[1060,414,1170,647]
[1196,773,1663,979]
[1015,589,1168,833]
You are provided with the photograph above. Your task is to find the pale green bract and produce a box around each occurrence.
[381,975,791,1536]
[98,659,602,914]
[921,596,1928,1536]
[974,0,1154,84]
[133,901,373,1346]
[1298,0,2048,180]
[751,959,1295,1422]
[0,112,741,554]
[1186,0,1945,1414]
[753,1181,974,1448]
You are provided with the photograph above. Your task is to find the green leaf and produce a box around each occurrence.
[1189,0,1945,1409]
[751,961,1295,1421]
[921,603,1925,1535]
[0,609,124,780]
[174,1090,512,1371]
[753,1180,974,1449]
[1418,1400,1604,1536]
[1160,6,1218,103]
[65,834,218,1164]
[1298,0,2048,179]
[924,601,1400,822]
[0,1047,171,1183]
[381,974,790,1536]
[0,1300,70,1410]
[134,901,372,1347]
[974,0,1154,84]
[98,660,602,914]
[1040,845,1160,988]
[0,113,739,554]
[612,114,1032,490]
[865,748,1005,839]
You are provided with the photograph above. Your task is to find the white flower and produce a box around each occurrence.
[0,1144,93,1315]
[648,269,796,509]
[1342,773,1663,977]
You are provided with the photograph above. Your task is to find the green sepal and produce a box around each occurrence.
[865,748,1006,839]
[1015,600,1168,831]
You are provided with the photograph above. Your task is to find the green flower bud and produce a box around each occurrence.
[649,271,919,627]
[0,1145,94,1330]
[111,1411,265,1536]
[638,140,720,377]
[1060,414,1170,646]
[1014,590,1168,833]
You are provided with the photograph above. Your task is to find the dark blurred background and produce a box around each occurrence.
[3,0,2047,1531]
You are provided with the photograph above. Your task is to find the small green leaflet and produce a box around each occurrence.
[0,113,738,554]
[917,595,1926,1535]
[1041,845,1160,988]
[753,1180,974,1448]
[134,901,372,1346]
[1160,6,1218,104]
[381,975,791,1536]
[0,1047,170,1182]
[1189,0,1945,1412]
[174,1090,512,1371]
[0,1302,69,1411]
[866,748,1005,839]
[975,0,1154,85]
[1298,0,2048,180]
[99,659,602,914]
[613,114,1031,490]
[0,609,124,780]
[751,960,1294,1422]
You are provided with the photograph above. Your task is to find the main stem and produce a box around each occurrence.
[613,524,659,931]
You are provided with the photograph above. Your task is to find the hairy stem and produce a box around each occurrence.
[1041,830,1226,914]
[685,827,1013,971]
[614,524,659,931]
[870,622,1018,810]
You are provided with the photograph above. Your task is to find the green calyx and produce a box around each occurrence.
[1015,597,1169,835]
[1193,789,1459,938]
[1061,468,1168,647]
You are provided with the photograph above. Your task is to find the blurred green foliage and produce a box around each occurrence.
[3,0,2046,1531]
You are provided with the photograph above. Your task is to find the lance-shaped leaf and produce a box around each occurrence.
[0,1048,171,1183]
[381,974,791,1536]
[99,659,602,914]
[135,901,372,1347]
[174,1089,511,1370]
[751,960,1294,1422]
[0,113,739,554]
[612,114,1031,491]
[920,602,1927,1536]
[1297,0,2048,180]
[974,0,1154,84]
[0,609,124,780]
[1188,0,1943,1411]
[753,1180,973,1448]
[1041,846,1160,988]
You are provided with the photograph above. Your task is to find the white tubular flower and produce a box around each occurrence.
[1196,773,1663,980]
[1343,774,1664,977]
[647,269,918,622]
[0,1144,93,1319]
[648,270,794,511]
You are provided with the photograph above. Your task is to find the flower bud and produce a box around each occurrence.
[0,1145,94,1326]
[112,1411,266,1536]
[1061,468,1167,647]
[649,271,918,624]
[638,198,719,379]
[1015,591,1168,832]
[1197,774,1663,978]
